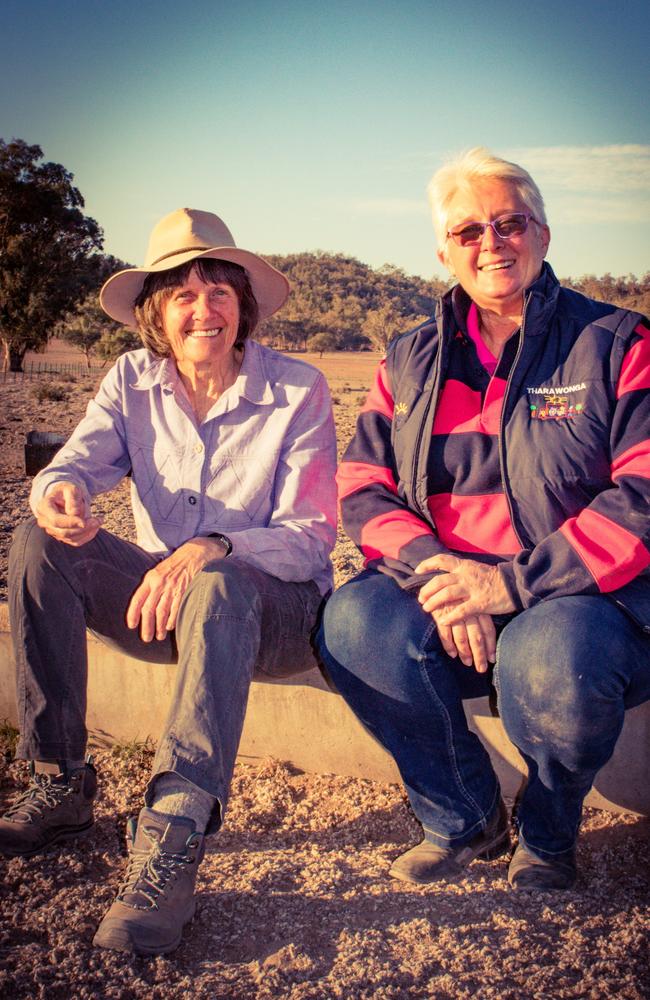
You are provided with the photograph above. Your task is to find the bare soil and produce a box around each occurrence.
[0,348,648,998]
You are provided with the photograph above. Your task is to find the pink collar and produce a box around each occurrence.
[466,303,498,375]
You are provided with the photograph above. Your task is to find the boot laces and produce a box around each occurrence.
[3,772,78,824]
[118,825,199,910]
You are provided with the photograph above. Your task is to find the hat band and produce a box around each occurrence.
[150,244,219,266]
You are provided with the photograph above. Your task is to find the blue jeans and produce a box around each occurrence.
[9,520,323,832]
[316,570,650,858]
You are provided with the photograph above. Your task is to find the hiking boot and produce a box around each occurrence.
[93,808,205,955]
[508,842,577,890]
[0,761,97,858]
[390,798,510,884]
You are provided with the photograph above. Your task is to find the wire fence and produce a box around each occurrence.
[1,360,106,382]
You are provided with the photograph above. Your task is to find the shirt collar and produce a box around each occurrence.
[131,356,172,390]
[130,356,177,392]
[234,340,275,405]
[129,342,275,405]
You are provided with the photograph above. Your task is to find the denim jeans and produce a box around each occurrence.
[9,519,323,831]
[316,570,650,857]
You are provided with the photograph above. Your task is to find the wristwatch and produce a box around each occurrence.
[206,532,233,556]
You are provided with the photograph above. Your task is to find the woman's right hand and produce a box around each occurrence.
[433,611,496,673]
[35,482,102,547]
[126,535,229,642]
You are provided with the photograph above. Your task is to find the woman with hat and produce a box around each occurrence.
[2,208,337,954]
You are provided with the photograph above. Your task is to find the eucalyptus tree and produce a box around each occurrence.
[0,138,104,370]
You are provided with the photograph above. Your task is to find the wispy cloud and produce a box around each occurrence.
[547,194,650,225]
[505,144,650,223]
[507,145,650,192]
[368,145,650,224]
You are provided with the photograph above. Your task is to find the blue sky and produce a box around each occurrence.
[2,0,649,281]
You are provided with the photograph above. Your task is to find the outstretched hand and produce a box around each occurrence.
[126,535,229,642]
[35,482,103,547]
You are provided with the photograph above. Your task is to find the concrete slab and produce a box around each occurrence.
[1,603,648,814]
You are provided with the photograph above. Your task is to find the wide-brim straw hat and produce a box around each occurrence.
[100,208,290,328]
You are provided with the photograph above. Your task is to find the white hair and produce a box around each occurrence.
[427,147,547,246]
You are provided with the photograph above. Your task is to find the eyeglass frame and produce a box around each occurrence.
[446,213,541,247]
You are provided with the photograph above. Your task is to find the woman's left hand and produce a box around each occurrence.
[415,553,516,623]
[126,536,229,642]
[436,614,496,672]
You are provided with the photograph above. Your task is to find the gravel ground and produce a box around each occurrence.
[0,356,649,998]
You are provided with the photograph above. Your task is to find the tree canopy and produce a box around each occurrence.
[58,292,140,367]
[563,272,650,317]
[259,251,449,351]
[0,138,106,370]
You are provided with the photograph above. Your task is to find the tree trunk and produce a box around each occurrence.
[9,345,26,372]
[2,339,27,373]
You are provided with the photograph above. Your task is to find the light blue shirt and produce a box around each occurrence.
[30,341,337,594]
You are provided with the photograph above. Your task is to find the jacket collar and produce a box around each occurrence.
[445,261,561,338]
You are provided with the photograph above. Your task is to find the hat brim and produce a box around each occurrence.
[99,246,290,328]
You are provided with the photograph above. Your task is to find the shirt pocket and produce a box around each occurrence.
[128,440,188,524]
[204,455,273,528]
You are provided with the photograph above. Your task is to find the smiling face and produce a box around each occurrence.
[161,268,241,374]
[438,178,550,318]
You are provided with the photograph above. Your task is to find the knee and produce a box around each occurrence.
[495,600,629,748]
[181,557,263,624]
[496,599,625,710]
[321,580,374,657]
[9,518,61,587]
[318,573,431,694]
[11,517,43,559]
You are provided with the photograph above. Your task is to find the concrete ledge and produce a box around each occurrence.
[1,603,648,815]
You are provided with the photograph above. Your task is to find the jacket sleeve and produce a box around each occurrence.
[499,319,650,608]
[337,359,450,589]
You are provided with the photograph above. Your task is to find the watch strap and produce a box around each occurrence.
[206,532,233,556]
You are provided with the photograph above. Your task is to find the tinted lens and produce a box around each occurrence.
[449,213,531,246]
[493,214,529,238]
[452,223,487,246]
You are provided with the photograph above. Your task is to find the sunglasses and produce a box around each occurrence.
[447,213,539,247]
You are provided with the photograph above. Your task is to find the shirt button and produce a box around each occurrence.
[193,443,204,455]
[188,496,197,505]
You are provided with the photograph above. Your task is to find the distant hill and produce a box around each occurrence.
[257,251,649,351]
[259,251,450,350]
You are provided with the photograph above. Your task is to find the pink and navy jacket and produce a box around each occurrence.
[338,264,650,630]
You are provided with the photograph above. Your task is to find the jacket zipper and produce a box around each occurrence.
[498,292,530,548]
[410,308,445,523]
[611,598,650,634]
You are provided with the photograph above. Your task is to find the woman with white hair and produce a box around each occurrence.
[2,208,337,953]
[317,147,650,891]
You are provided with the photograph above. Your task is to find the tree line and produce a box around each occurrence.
[1,138,648,371]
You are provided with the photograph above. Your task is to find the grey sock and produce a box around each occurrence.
[35,759,86,778]
[150,772,216,834]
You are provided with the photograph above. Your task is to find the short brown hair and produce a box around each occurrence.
[133,258,259,357]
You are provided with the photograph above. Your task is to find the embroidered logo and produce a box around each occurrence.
[527,383,586,421]
[394,402,408,416]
